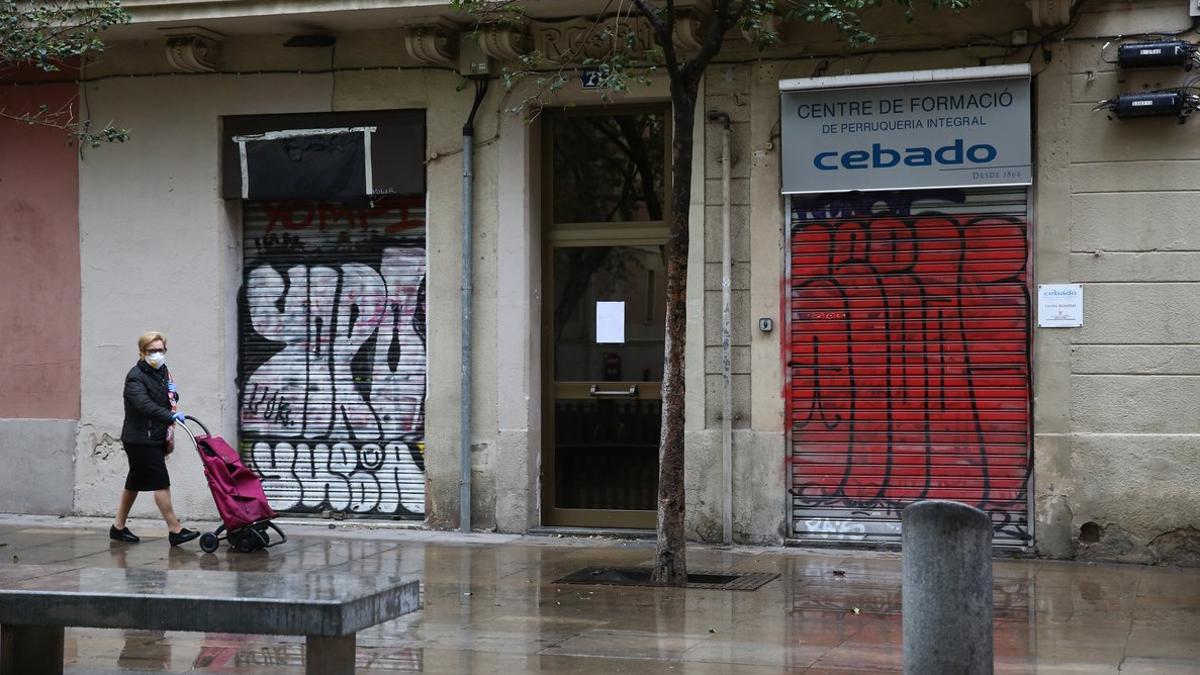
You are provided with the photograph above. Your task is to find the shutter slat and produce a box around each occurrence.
[788,188,1031,547]
[240,197,427,519]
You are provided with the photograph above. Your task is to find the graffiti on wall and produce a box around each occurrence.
[788,191,1031,541]
[240,199,427,516]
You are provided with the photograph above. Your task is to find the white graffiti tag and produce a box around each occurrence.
[802,518,868,542]
[242,246,426,515]
[250,441,424,514]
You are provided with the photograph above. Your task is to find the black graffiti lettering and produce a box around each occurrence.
[789,194,1031,543]
[244,384,293,427]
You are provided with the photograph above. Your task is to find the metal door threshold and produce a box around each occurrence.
[529,526,655,540]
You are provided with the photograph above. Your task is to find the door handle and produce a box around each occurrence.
[589,385,638,398]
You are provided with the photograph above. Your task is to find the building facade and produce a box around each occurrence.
[1,0,1197,564]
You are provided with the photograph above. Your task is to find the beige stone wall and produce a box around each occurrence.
[63,1,1200,562]
[72,31,503,527]
[1032,1,1200,564]
[70,28,687,533]
[714,0,1199,559]
[699,2,1032,546]
[73,62,329,520]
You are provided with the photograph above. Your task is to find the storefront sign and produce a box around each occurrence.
[1037,284,1083,327]
[780,68,1031,193]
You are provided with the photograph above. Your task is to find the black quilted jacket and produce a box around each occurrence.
[120,360,176,445]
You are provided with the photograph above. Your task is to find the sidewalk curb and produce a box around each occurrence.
[0,513,898,558]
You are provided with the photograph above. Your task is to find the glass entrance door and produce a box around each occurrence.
[542,107,670,528]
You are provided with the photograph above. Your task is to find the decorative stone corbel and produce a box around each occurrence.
[1030,0,1076,28]
[740,12,781,46]
[674,8,709,54]
[479,24,529,61]
[161,26,223,73]
[404,18,460,67]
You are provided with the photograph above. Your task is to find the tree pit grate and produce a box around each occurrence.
[554,566,779,591]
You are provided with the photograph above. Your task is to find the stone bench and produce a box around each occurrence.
[0,564,420,675]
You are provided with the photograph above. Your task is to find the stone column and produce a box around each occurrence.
[1,624,64,675]
[306,634,356,675]
[902,500,994,675]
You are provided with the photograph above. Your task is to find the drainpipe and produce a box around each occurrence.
[708,110,733,547]
[461,78,489,533]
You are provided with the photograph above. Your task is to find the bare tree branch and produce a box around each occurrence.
[629,0,684,77]
[0,102,77,130]
[489,0,626,115]
[679,0,750,82]
[730,0,755,19]
[630,0,668,37]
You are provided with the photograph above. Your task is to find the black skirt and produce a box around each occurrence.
[123,442,171,491]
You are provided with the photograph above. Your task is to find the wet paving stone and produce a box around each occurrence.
[0,517,1197,673]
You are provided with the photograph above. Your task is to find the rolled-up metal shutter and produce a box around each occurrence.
[788,188,1031,547]
[239,197,427,518]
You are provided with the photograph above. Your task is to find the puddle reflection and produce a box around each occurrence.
[118,630,171,671]
[191,639,423,671]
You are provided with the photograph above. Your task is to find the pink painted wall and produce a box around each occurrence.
[0,75,81,418]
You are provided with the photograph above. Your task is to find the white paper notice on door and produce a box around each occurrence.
[596,301,626,344]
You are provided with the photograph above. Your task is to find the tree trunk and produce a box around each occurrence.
[653,76,699,586]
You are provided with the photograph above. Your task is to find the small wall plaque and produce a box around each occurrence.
[1037,284,1083,328]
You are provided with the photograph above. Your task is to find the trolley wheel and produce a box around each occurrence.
[230,531,254,552]
[199,532,220,553]
[248,526,270,550]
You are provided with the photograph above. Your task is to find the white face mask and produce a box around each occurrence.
[145,352,166,369]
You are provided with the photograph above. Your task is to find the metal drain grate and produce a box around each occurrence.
[554,566,779,591]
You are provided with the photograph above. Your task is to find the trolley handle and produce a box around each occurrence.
[176,414,212,444]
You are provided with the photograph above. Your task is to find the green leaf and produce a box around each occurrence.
[2,0,131,145]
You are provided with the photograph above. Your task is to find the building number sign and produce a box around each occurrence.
[580,69,603,89]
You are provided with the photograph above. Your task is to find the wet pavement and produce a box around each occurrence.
[0,515,1197,673]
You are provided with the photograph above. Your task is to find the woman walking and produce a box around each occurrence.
[110,331,200,546]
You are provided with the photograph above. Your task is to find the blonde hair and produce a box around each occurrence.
[137,331,168,355]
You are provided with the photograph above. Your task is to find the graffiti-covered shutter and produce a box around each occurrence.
[788,188,1031,547]
[240,198,427,517]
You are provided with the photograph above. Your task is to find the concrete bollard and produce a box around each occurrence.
[902,500,994,675]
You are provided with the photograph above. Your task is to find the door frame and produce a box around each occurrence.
[539,103,672,528]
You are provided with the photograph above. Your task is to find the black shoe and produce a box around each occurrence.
[110,525,140,543]
[169,528,200,546]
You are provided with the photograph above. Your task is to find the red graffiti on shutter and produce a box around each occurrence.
[262,196,425,234]
[789,209,1030,539]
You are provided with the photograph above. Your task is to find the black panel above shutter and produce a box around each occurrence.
[235,128,369,201]
[222,110,425,201]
